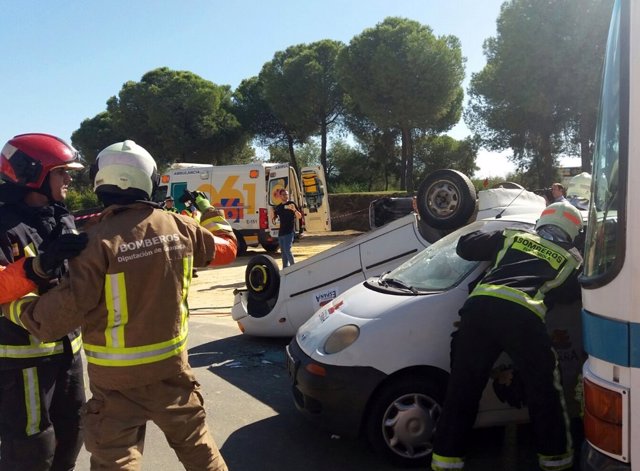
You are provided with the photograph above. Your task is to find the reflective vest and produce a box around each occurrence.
[82,255,192,368]
[0,204,82,370]
[469,229,581,320]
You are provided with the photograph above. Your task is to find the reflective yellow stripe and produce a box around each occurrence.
[180,256,192,336]
[0,341,64,358]
[200,215,232,234]
[22,367,41,436]
[538,451,573,470]
[84,256,193,367]
[71,334,83,354]
[83,329,188,366]
[24,243,36,258]
[431,454,465,470]
[104,273,128,348]
[7,294,40,329]
[471,283,548,319]
[471,230,581,319]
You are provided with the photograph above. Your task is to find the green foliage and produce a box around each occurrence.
[257,41,345,174]
[71,112,123,165]
[466,0,612,187]
[72,67,251,169]
[337,17,465,192]
[233,76,285,145]
[65,187,99,212]
[413,135,480,184]
[268,141,320,168]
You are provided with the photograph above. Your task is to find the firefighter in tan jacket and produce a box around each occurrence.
[3,140,236,471]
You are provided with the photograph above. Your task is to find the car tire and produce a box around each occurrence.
[365,375,446,468]
[262,242,279,253]
[245,254,280,302]
[416,219,451,245]
[417,169,477,230]
[235,231,247,256]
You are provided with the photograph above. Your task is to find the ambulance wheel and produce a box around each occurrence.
[366,375,446,467]
[262,242,279,253]
[234,231,247,256]
[245,255,280,302]
[417,169,477,230]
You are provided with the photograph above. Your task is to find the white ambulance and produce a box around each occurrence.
[158,162,331,254]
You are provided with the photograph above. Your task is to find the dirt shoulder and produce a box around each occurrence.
[188,230,363,315]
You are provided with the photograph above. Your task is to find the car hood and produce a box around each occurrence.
[296,280,421,344]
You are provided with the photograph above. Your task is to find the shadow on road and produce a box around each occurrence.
[188,335,414,471]
[187,335,561,471]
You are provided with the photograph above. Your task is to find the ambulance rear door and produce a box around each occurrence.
[300,165,331,232]
[266,163,293,237]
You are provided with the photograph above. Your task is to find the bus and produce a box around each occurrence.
[580,0,639,469]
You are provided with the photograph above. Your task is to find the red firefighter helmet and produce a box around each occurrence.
[0,133,84,189]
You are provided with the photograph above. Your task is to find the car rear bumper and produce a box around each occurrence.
[286,339,386,439]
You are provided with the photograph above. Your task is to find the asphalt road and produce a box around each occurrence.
[72,314,554,471]
[71,232,570,470]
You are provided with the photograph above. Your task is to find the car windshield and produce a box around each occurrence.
[383,219,533,292]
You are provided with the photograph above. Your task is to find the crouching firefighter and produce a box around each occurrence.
[2,140,237,471]
[431,201,583,471]
[0,133,88,471]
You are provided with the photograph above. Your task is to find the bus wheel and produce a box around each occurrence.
[245,255,280,302]
[417,169,477,230]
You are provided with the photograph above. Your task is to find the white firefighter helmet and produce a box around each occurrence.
[566,172,592,200]
[535,201,583,241]
[91,140,158,198]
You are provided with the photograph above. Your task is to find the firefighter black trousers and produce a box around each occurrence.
[0,353,85,471]
[433,296,572,463]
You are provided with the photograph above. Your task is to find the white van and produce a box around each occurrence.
[159,162,331,254]
[285,209,584,467]
[232,170,545,338]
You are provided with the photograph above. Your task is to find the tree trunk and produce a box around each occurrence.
[401,127,415,192]
[580,130,592,172]
[540,133,556,187]
[287,134,299,176]
[320,121,329,191]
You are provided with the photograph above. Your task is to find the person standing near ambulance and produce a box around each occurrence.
[0,133,88,471]
[272,188,302,268]
[3,140,236,471]
[431,201,584,471]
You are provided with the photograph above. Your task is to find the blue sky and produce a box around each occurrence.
[0,0,537,177]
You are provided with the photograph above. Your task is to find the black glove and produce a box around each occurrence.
[38,232,89,274]
[492,365,527,409]
[180,189,207,205]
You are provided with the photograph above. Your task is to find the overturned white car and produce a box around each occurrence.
[231,170,546,337]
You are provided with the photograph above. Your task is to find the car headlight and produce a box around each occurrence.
[323,324,360,354]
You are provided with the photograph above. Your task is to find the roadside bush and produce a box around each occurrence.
[66,188,99,212]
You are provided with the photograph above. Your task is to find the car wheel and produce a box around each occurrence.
[262,242,279,253]
[235,231,247,256]
[245,254,280,302]
[366,376,445,467]
[416,219,451,245]
[417,169,477,230]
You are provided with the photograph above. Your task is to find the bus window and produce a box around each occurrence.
[583,0,626,283]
